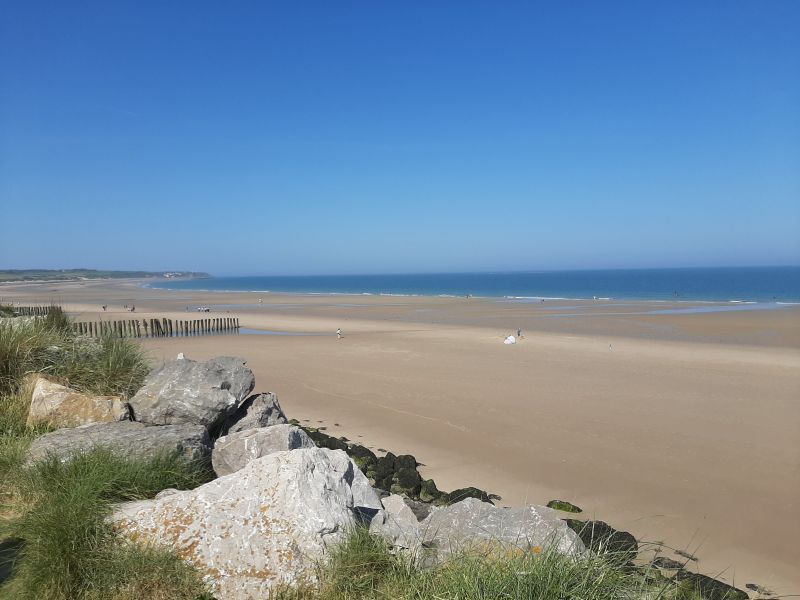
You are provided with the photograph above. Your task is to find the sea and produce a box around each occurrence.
[146,266,800,303]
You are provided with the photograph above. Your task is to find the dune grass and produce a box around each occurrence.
[0,309,210,599]
[272,526,693,600]
[0,312,149,434]
[0,448,213,600]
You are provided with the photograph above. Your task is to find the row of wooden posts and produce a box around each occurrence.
[72,317,240,338]
[4,305,55,316]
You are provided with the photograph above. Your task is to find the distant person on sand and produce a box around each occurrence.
[102,305,106,311]
[337,328,342,339]
[517,328,523,339]
[130,305,135,312]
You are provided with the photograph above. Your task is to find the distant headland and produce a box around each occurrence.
[0,269,210,283]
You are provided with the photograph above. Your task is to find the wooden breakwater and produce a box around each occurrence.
[1,305,56,316]
[72,317,240,338]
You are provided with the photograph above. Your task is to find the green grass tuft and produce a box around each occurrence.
[0,448,213,600]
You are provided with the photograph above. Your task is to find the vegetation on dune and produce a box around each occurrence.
[0,309,149,434]
[275,526,705,600]
[0,308,211,600]
[0,448,213,600]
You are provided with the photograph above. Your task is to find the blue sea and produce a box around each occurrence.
[147,266,800,303]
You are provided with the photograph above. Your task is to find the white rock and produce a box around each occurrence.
[112,448,381,599]
[129,356,255,428]
[418,497,585,564]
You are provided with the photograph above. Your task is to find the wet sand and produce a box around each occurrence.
[3,279,799,593]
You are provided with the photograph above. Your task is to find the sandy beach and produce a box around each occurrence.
[2,279,799,593]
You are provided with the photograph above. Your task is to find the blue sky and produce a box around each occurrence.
[1,1,798,275]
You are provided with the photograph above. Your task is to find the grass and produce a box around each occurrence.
[0,311,149,433]
[0,308,210,599]
[274,527,692,600]
[0,448,213,600]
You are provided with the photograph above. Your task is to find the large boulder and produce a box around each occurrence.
[129,356,255,428]
[418,498,584,565]
[25,374,130,428]
[212,425,315,476]
[223,392,287,434]
[25,421,211,466]
[112,448,381,599]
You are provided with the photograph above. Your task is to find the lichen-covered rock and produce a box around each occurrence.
[129,356,255,428]
[419,498,584,565]
[112,448,381,599]
[25,374,129,428]
[546,499,582,513]
[212,425,315,476]
[25,421,211,465]
[370,494,421,549]
[223,392,287,434]
[565,519,638,562]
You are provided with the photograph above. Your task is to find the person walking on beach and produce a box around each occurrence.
[337,328,342,340]
[517,328,523,339]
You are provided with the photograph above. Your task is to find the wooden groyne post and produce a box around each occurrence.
[71,316,241,339]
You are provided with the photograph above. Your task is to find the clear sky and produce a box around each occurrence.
[1,1,798,275]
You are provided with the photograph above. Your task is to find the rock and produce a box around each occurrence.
[25,374,129,429]
[419,498,584,565]
[546,499,582,513]
[446,486,495,504]
[675,571,749,600]
[390,467,422,496]
[372,454,396,490]
[419,479,442,503]
[212,425,315,476]
[745,583,775,596]
[401,496,434,521]
[395,454,417,470]
[155,488,181,500]
[652,556,684,570]
[306,429,348,451]
[25,421,211,466]
[223,392,287,434]
[347,444,377,472]
[112,448,381,599]
[129,356,255,428]
[565,520,638,563]
[370,494,421,549]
